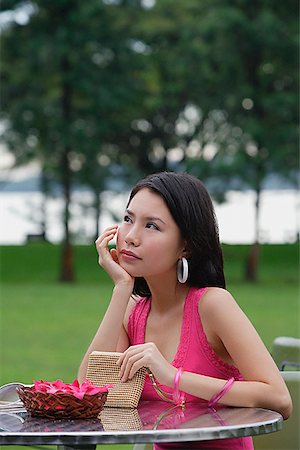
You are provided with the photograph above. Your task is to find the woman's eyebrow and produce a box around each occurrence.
[126,209,166,224]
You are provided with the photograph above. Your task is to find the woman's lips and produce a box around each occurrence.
[120,250,141,261]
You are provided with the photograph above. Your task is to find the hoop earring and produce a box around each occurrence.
[177,257,189,283]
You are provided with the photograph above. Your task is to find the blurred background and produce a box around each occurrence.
[0,0,299,404]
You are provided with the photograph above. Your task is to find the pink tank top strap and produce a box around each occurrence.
[128,297,150,345]
[189,286,243,380]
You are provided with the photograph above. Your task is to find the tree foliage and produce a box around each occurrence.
[1,0,298,283]
[183,0,299,280]
[1,0,149,280]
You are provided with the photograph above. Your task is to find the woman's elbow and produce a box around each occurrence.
[77,369,84,384]
[277,391,293,420]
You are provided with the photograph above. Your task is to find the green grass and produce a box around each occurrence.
[0,243,299,450]
[223,243,299,284]
[222,244,299,348]
[0,244,134,449]
[1,243,299,383]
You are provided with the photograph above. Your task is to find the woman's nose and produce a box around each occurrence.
[124,226,140,246]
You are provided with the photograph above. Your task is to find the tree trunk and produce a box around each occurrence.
[59,55,75,282]
[245,187,261,282]
[59,147,75,282]
[60,241,74,282]
[245,242,260,282]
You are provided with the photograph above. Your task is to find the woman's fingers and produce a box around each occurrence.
[119,352,145,382]
[117,343,175,386]
[117,344,158,382]
[95,226,118,265]
[110,248,119,263]
[94,225,134,287]
[95,226,118,248]
[117,346,140,380]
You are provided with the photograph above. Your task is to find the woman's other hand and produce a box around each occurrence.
[117,343,176,387]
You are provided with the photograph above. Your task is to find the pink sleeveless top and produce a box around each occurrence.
[128,286,254,450]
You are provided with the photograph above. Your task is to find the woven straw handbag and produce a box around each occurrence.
[100,406,143,430]
[86,351,147,408]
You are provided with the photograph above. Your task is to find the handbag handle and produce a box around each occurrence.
[146,370,174,404]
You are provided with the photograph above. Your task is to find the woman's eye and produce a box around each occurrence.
[146,222,159,230]
[123,215,132,223]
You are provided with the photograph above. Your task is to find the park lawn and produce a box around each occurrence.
[1,242,299,383]
[0,243,299,450]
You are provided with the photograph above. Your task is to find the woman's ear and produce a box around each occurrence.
[182,242,191,259]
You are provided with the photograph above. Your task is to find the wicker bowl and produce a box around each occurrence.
[17,386,108,419]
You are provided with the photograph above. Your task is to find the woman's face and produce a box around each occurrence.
[116,188,185,279]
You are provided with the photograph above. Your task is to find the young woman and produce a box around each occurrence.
[78,172,292,450]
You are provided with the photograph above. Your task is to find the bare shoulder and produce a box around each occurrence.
[198,287,246,331]
[199,286,256,345]
[199,287,237,313]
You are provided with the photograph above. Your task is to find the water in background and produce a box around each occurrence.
[0,189,298,245]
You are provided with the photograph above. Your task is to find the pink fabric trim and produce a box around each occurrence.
[193,287,243,380]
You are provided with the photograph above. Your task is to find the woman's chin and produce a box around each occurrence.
[119,261,138,277]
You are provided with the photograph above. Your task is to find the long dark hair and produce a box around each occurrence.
[127,172,225,296]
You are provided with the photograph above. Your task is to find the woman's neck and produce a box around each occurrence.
[145,275,189,314]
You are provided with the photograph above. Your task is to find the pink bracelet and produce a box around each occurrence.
[173,367,185,406]
[208,377,235,409]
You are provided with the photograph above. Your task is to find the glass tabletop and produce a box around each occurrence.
[0,401,283,448]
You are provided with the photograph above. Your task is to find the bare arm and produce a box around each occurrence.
[178,288,292,419]
[78,283,132,382]
[78,225,134,382]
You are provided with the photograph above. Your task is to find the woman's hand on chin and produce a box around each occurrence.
[95,226,134,289]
